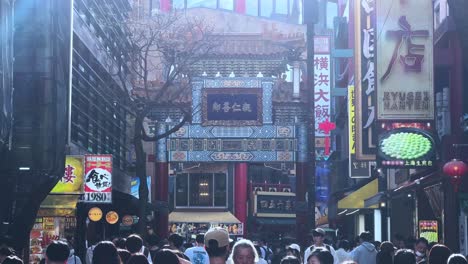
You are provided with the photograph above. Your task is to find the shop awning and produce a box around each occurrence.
[169,211,240,223]
[338,179,378,209]
[364,192,385,208]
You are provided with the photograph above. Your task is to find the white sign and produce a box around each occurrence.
[314,53,331,137]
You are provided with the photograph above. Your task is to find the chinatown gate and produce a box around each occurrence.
[155,76,308,240]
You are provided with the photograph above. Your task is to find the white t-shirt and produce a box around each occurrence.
[184,246,210,264]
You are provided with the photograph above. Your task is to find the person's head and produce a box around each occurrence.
[394,234,405,249]
[307,248,334,264]
[312,229,326,246]
[152,248,180,264]
[0,247,15,263]
[286,243,301,258]
[231,239,258,264]
[118,249,131,263]
[45,241,70,264]
[359,231,372,243]
[280,256,301,264]
[196,233,205,245]
[448,254,468,264]
[379,241,396,255]
[428,244,452,264]
[205,227,230,260]
[127,253,149,264]
[2,256,23,264]
[259,239,267,247]
[92,241,121,264]
[414,238,429,256]
[113,237,127,249]
[168,233,184,249]
[338,240,351,251]
[393,249,416,264]
[126,234,144,254]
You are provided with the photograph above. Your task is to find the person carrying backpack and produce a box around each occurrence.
[303,228,338,264]
[259,239,273,264]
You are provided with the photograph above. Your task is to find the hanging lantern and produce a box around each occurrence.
[443,159,468,192]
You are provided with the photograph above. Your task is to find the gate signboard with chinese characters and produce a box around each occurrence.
[202,88,262,126]
[376,0,434,120]
[84,155,112,203]
[314,36,331,138]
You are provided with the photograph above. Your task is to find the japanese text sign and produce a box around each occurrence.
[202,88,262,126]
[84,155,112,203]
[51,156,84,194]
[377,0,434,120]
[314,39,331,137]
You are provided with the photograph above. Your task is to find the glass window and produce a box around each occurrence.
[275,0,288,15]
[260,0,273,17]
[246,0,259,16]
[187,0,217,8]
[190,173,213,206]
[175,174,189,206]
[214,173,227,206]
[219,0,234,10]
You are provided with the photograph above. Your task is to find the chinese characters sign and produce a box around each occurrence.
[84,155,112,203]
[202,88,262,126]
[51,156,84,194]
[378,127,436,168]
[377,0,434,120]
[419,220,438,243]
[314,53,331,137]
[354,0,377,161]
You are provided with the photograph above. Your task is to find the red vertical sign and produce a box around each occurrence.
[84,155,112,203]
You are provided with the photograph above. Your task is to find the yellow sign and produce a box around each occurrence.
[348,86,356,154]
[88,207,103,222]
[51,156,84,194]
[106,211,119,224]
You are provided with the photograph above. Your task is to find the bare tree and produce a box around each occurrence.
[106,10,217,235]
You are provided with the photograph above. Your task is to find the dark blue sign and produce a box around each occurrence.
[316,161,330,202]
[202,89,262,126]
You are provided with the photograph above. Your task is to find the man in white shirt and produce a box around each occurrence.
[185,233,210,264]
[303,228,339,264]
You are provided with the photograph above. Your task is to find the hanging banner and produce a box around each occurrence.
[354,0,377,161]
[51,156,84,194]
[376,0,434,120]
[348,86,371,178]
[84,155,112,203]
[314,36,331,137]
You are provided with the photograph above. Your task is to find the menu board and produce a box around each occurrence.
[419,220,438,243]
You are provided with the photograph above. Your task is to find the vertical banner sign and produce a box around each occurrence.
[84,155,112,203]
[348,86,371,178]
[314,36,331,137]
[376,0,434,120]
[355,0,377,161]
[51,156,84,194]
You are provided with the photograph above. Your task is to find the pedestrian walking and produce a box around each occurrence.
[205,227,231,264]
[306,248,334,264]
[152,249,180,264]
[303,229,338,264]
[393,249,416,264]
[286,243,301,262]
[259,239,273,264]
[427,244,451,264]
[376,241,396,264]
[118,248,131,263]
[65,239,82,264]
[230,239,258,264]
[414,238,429,264]
[280,256,301,264]
[126,234,153,264]
[447,254,468,264]
[350,231,377,264]
[92,241,121,264]
[45,241,70,264]
[335,240,352,263]
[184,233,210,264]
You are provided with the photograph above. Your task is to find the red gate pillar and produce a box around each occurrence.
[235,163,248,234]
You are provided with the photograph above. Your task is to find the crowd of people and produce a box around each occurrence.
[0,227,467,264]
